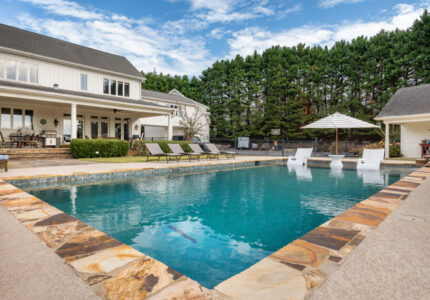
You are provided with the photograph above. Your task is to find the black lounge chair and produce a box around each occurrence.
[145,143,182,163]
[206,143,238,159]
[168,144,200,161]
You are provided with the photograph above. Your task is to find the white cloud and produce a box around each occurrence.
[228,2,428,58]
[20,0,104,20]
[319,0,364,9]
[16,1,215,76]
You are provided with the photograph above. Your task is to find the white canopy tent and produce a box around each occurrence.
[302,112,379,168]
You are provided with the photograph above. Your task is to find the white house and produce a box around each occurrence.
[375,84,430,158]
[140,89,210,142]
[0,23,174,146]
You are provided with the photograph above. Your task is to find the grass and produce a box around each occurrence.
[80,154,229,163]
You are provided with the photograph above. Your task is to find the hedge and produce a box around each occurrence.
[132,140,192,155]
[71,139,129,158]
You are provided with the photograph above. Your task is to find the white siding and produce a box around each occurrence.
[400,121,430,158]
[0,52,141,99]
[140,103,210,141]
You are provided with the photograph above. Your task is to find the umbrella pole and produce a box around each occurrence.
[336,128,338,155]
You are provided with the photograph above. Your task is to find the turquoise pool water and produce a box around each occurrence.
[28,165,410,288]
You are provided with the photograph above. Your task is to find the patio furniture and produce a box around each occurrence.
[420,140,430,158]
[356,149,385,170]
[168,144,200,161]
[189,144,212,159]
[287,148,313,166]
[302,112,379,169]
[0,155,8,172]
[206,143,237,159]
[145,143,182,163]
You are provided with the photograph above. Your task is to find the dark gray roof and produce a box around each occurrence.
[376,84,430,118]
[0,80,167,110]
[141,88,205,106]
[0,23,142,79]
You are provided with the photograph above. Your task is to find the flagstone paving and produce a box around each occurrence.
[0,162,428,299]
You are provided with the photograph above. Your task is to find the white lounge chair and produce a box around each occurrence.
[287,148,313,166]
[356,149,385,170]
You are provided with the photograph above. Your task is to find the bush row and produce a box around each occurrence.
[132,140,192,155]
[71,139,130,158]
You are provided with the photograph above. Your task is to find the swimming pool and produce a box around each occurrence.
[27,165,411,288]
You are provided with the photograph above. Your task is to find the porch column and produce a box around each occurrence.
[71,103,77,139]
[385,122,390,158]
[167,113,173,141]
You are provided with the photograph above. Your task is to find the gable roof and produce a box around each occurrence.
[141,88,207,107]
[376,84,430,119]
[0,23,142,79]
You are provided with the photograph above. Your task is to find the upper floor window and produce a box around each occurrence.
[103,78,130,97]
[110,79,116,95]
[103,78,109,94]
[0,60,4,79]
[2,59,38,84]
[18,63,28,82]
[80,74,88,91]
[6,61,16,80]
[118,81,123,96]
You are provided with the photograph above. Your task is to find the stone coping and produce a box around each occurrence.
[0,162,428,299]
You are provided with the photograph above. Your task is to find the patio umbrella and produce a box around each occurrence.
[302,112,379,155]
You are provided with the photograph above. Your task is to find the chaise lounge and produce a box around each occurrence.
[168,144,201,161]
[206,143,238,159]
[287,148,313,166]
[145,143,182,163]
[356,149,385,170]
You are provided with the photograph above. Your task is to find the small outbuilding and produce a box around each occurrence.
[375,84,430,158]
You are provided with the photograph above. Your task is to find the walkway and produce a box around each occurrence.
[309,174,430,299]
[0,205,99,300]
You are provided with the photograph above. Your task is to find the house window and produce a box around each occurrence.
[101,117,108,137]
[91,116,98,138]
[178,105,183,118]
[6,60,16,80]
[24,110,33,130]
[103,78,109,94]
[1,108,11,129]
[110,80,116,95]
[13,109,23,129]
[115,122,121,139]
[18,63,27,82]
[0,60,4,79]
[29,65,38,83]
[118,81,123,96]
[80,74,88,91]
[124,82,129,97]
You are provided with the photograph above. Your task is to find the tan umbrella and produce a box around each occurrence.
[302,112,379,155]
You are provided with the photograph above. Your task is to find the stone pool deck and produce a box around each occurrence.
[0,158,429,300]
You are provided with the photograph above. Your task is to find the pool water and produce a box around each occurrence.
[28,165,409,288]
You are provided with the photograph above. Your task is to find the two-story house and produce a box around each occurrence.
[140,89,210,142]
[0,23,174,146]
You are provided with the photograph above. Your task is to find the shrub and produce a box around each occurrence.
[132,140,192,155]
[390,144,402,157]
[71,139,129,158]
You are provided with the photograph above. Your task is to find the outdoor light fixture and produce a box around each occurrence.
[53,83,59,89]
[54,118,59,127]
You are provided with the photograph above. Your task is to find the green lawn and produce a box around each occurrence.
[80,154,228,163]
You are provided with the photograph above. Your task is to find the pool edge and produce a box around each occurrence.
[0,162,427,299]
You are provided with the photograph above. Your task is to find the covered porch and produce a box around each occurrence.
[0,85,174,148]
[382,114,430,159]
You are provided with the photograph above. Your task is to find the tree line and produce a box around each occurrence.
[142,11,430,140]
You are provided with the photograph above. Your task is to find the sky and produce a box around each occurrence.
[0,0,429,76]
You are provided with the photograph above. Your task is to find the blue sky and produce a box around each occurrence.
[0,0,428,76]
